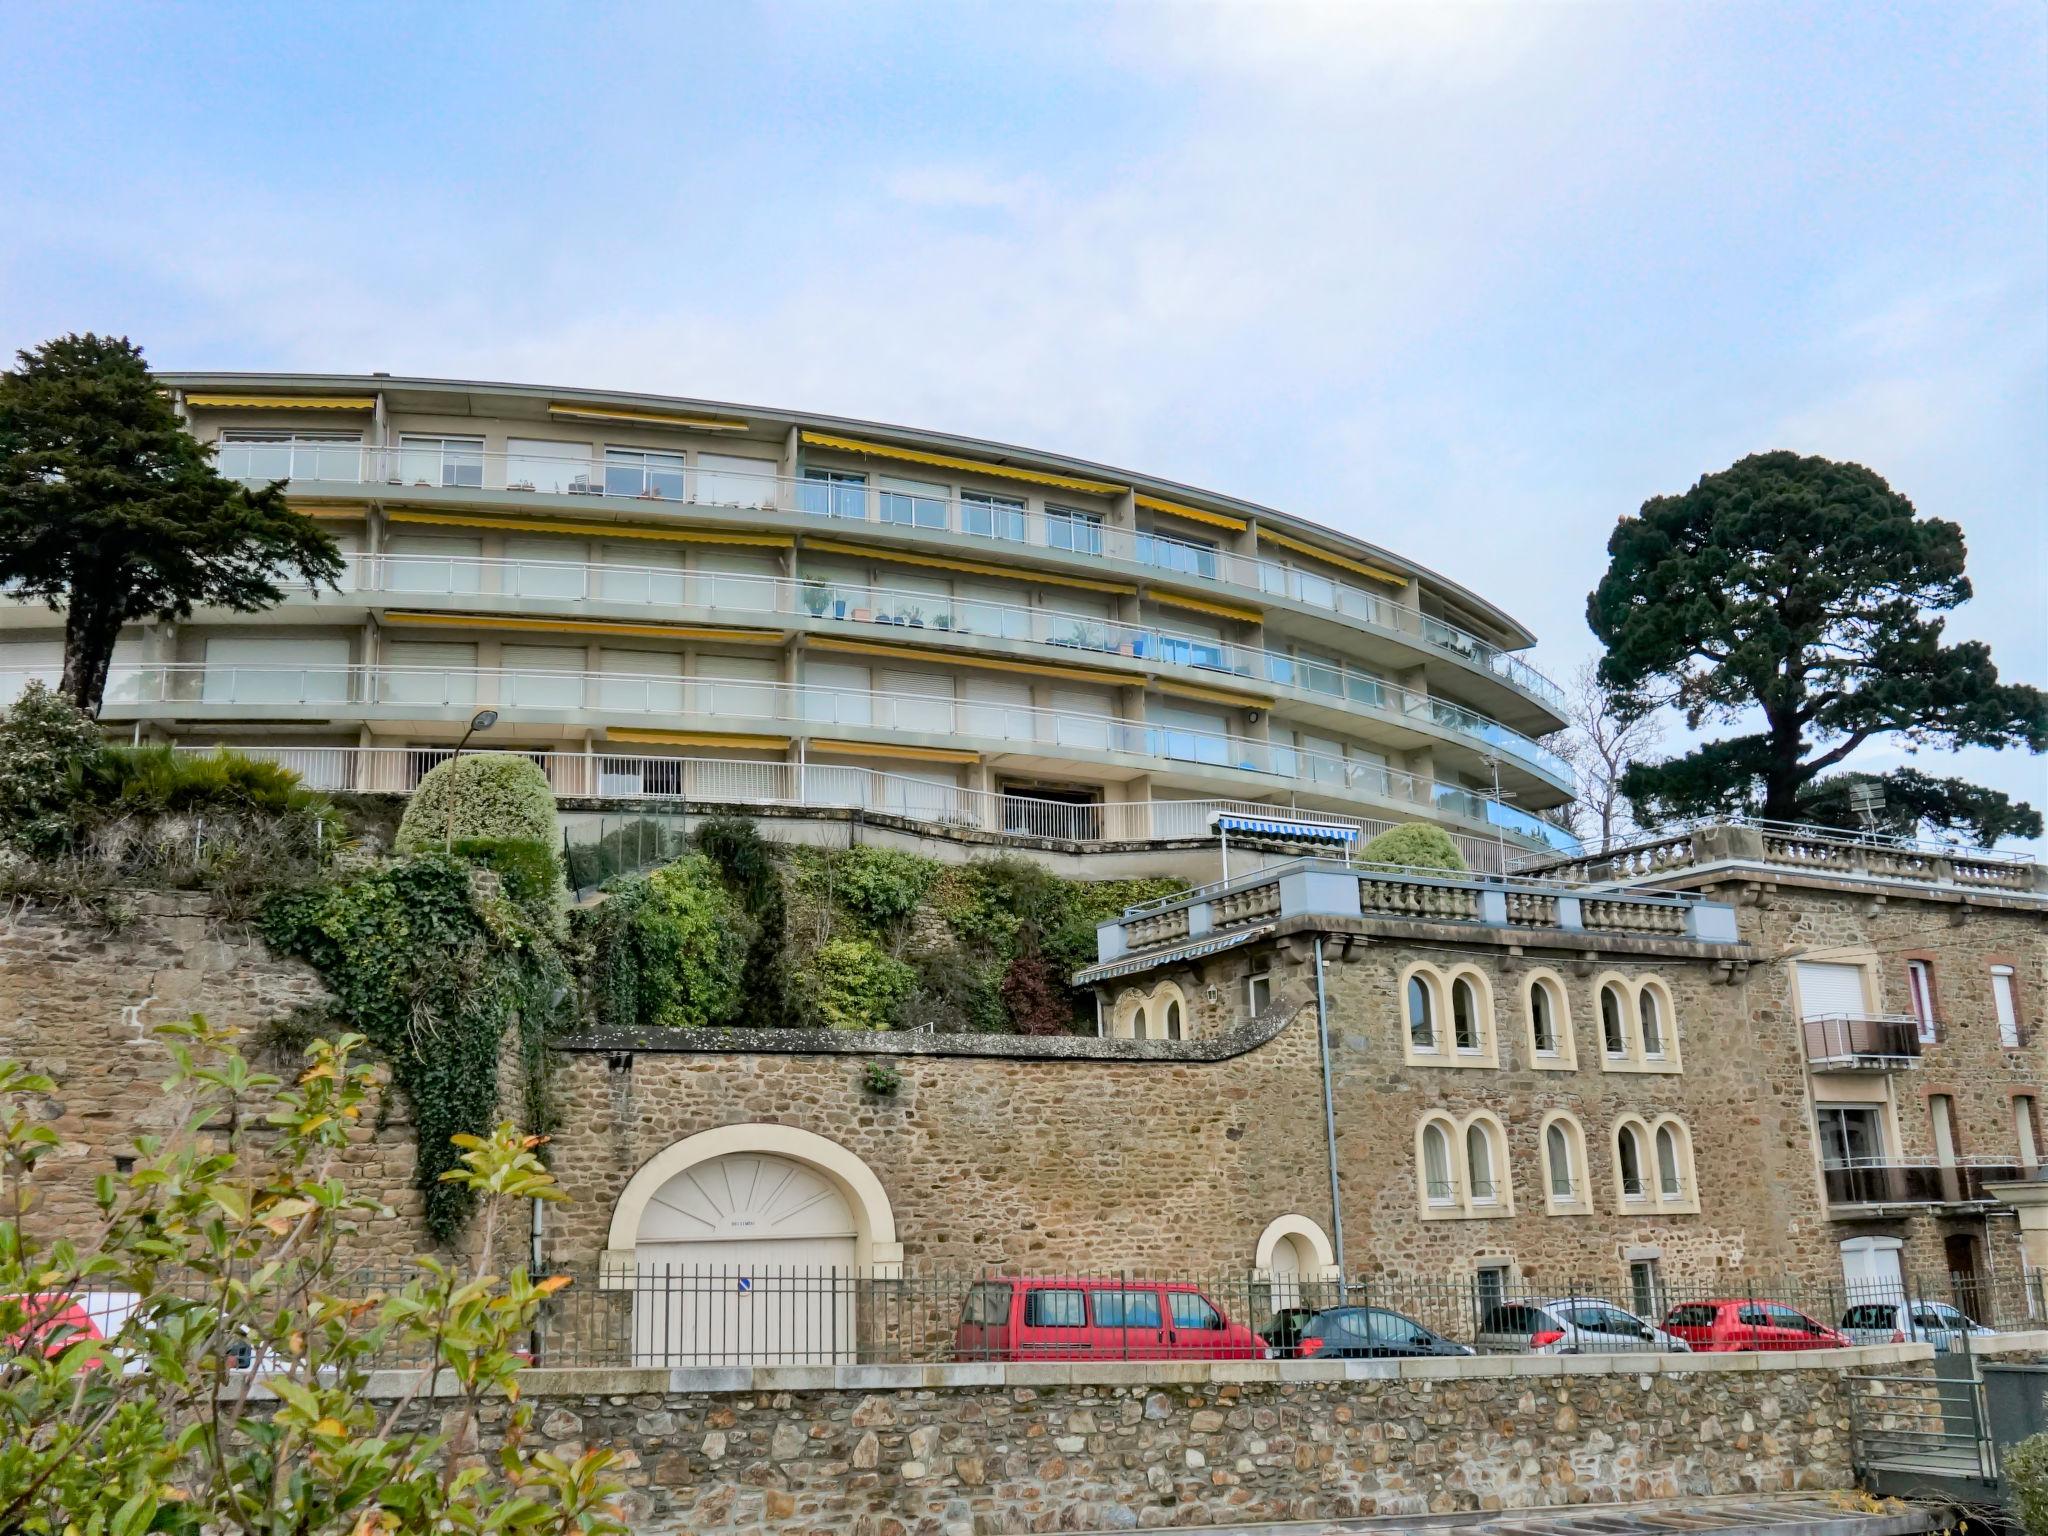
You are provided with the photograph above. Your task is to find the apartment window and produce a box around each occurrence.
[1046,506,1104,555]
[604,447,685,500]
[879,475,947,529]
[1656,1126,1683,1199]
[799,467,867,519]
[1907,960,1937,1045]
[694,453,775,508]
[398,434,484,488]
[1629,1259,1663,1320]
[1408,975,1437,1051]
[1421,1121,1456,1204]
[1640,988,1665,1057]
[2017,1096,2041,1170]
[504,437,588,495]
[1546,1123,1575,1199]
[1137,530,1219,580]
[1247,973,1272,1016]
[1529,979,1558,1054]
[1994,965,2021,1048]
[962,491,1027,543]
[1474,1265,1510,1315]
[1617,1125,1647,1200]
[1600,985,1628,1056]
[218,430,363,482]
[1818,1105,1884,1168]
[1452,976,1483,1052]
[1466,1124,1498,1204]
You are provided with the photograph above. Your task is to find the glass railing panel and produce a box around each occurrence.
[798,479,871,520]
[595,565,685,606]
[879,490,947,529]
[504,672,584,709]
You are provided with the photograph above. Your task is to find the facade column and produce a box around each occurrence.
[1985,1180,2048,1275]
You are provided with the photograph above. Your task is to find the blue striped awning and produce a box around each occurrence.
[1211,814,1359,843]
[1073,925,1274,986]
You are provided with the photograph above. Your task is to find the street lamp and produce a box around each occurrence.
[442,709,500,850]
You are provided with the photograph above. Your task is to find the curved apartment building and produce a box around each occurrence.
[0,375,1578,862]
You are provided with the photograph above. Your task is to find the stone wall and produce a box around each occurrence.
[377,1352,1905,1535]
[0,895,432,1259]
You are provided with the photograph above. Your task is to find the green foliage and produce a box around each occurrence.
[396,752,559,853]
[0,679,102,856]
[799,936,917,1031]
[260,852,573,1240]
[575,856,748,1031]
[452,836,565,922]
[695,816,797,1027]
[1797,768,2044,848]
[0,334,344,714]
[2007,1431,2048,1536]
[1360,822,1469,872]
[0,1020,626,1536]
[900,943,1008,1033]
[1000,943,1074,1036]
[832,844,940,930]
[861,1059,902,1096]
[1589,450,2047,837]
[76,743,347,841]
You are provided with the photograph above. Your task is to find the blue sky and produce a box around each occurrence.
[3,1,2044,843]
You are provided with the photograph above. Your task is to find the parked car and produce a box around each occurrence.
[1476,1297,1691,1355]
[1839,1299,1994,1353]
[954,1278,1269,1361]
[3,1290,146,1370]
[1661,1300,1849,1352]
[1260,1305,1318,1358]
[1291,1306,1474,1360]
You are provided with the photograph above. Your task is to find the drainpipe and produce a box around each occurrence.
[1314,935,1347,1292]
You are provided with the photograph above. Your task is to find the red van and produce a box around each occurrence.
[954,1278,1269,1361]
[1661,1299,1849,1352]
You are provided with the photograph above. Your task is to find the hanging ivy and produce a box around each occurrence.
[259,847,572,1241]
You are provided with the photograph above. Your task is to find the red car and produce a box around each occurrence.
[1661,1299,1849,1352]
[955,1278,1269,1361]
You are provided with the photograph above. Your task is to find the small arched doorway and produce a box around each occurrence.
[603,1125,902,1365]
[1253,1215,1340,1314]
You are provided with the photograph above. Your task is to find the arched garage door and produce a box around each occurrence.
[632,1153,857,1365]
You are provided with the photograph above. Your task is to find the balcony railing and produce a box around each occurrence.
[1822,1160,2029,1207]
[1531,818,2040,893]
[207,440,1564,712]
[1801,1013,1924,1070]
[238,553,1572,788]
[5,665,1575,850]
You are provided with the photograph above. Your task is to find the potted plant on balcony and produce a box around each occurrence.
[932,610,953,631]
[906,606,925,628]
[800,581,833,620]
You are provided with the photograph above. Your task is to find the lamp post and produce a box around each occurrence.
[442,709,499,851]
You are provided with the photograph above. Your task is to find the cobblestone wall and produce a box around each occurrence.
[441,1358,1871,1534]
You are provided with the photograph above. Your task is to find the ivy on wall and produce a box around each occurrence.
[260,846,573,1241]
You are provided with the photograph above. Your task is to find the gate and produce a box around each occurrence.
[1848,1331,2000,1500]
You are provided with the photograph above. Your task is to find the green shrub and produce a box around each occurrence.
[451,836,564,922]
[2010,1430,2048,1536]
[800,936,917,1031]
[1360,821,1468,872]
[1001,943,1079,1035]
[832,844,940,931]
[396,752,558,852]
[0,680,103,856]
[75,745,346,841]
[578,856,750,1030]
[695,815,797,1029]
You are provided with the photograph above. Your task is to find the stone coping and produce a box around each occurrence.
[298,1341,1933,1401]
[1965,1329,2048,1357]
[554,1006,1299,1061]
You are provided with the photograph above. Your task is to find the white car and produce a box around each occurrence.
[1477,1296,1692,1354]
[1839,1299,1994,1354]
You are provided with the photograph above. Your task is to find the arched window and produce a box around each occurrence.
[1408,975,1436,1050]
[1466,1123,1497,1204]
[1530,981,1557,1054]
[1421,1122,1455,1204]
[1640,988,1665,1057]
[1164,1000,1182,1041]
[1656,1124,1682,1199]
[1546,1122,1574,1199]
[1452,976,1482,1052]
[1601,985,1628,1056]
[1618,1124,1647,1199]
[1132,1004,1149,1039]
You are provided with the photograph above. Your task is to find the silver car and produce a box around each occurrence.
[1476,1296,1692,1355]
[1839,1299,1993,1354]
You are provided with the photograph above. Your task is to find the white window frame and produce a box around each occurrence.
[1994,965,2021,1049]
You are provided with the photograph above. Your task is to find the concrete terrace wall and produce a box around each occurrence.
[353,1348,1924,1535]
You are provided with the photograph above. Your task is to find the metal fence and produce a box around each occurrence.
[192,1262,2048,1371]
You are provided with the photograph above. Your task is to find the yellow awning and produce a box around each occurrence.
[809,739,980,765]
[803,537,1134,595]
[808,637,1136,687]
[608,728,790,750]
[382,612,782,644]
[292,504,366,520]
[548,403,750,431]
[1256,527,1405,587]
[1156,679,1270,709]
[1149,590,1264,624]
[384,510,791,548]
[1135,493,1246,532]
[801,431,1125,497]
[186,394,376,411]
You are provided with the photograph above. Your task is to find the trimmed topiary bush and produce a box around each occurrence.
[396,752,557,853]
[1360,821,1468,873]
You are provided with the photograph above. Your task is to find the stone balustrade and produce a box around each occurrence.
[1359,878,1480,923]
[1535,823,2044,896]
[1123,907,1191,950]
[1579,897,1689,937]
[1503,890,1559,927]
[1211,882,1281,928]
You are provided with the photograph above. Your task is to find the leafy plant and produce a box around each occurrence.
[833,844,940,931]
[1000,942,1074,1036]
[1360,822,1468,872]
[862,1059,902,1096]
[76,744,346,842]
[574,856,748,1031]
[2007,1430,2048,1536]
[0,679,102,856]
[0,1019,626,1536]
[799,936,916,1031]
[396,752,559,853]
[452,836,566,923]
[260,852,573,1240]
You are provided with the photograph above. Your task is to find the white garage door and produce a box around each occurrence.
[632,1154,857,1366]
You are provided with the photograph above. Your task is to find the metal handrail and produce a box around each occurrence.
[231,552,1572,785]
[205,437,1565,710]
